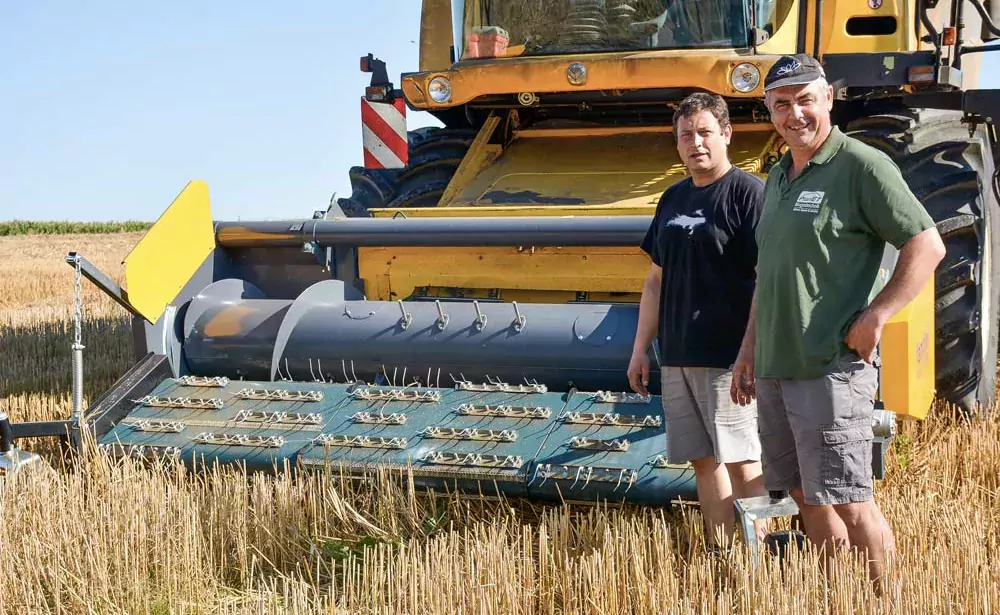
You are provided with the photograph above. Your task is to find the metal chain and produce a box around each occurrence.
[73,256,83,346]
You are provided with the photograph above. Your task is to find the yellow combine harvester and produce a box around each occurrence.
[341,0,1000,417]
[3,0,1000,557]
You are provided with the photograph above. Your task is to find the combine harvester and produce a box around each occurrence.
[4,0,1000,557]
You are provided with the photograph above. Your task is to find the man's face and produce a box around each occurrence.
[675,109,732,175]
[766,79,833,150]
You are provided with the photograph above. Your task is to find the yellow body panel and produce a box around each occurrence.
[403,52,784,109]
[413,126,776,209]
[370,204,659,219]
[816,0,912,55]
[756,0,800,55]
[357,246,650,302]
[437,115,503,208]
[419,0,454,72]
[880,278,936,420]
[122,180,214,324]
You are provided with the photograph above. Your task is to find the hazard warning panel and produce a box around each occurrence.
[361,97,408,169]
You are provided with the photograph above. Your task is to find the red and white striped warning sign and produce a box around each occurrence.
[361,97,408,169]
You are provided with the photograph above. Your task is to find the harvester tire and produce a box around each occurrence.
[846,108,1000,414]
[335,127,478,216]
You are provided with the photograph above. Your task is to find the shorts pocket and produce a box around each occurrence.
[820,423,873,488]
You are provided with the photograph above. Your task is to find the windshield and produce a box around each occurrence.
[455,0,753,60]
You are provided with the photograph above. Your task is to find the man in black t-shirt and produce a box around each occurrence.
[628,92,767,548]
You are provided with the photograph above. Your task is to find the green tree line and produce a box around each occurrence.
[0,221,153,236]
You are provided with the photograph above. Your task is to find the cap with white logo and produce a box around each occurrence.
[763,54,826,92]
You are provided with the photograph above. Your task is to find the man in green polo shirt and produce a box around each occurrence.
[730,54,945,590]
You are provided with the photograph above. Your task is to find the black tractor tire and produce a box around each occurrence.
[846,108,1000,414]
[334,126,478,217]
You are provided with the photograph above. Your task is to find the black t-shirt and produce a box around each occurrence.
[640,166,764,369]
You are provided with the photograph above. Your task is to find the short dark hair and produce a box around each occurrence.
[672,93,731,133]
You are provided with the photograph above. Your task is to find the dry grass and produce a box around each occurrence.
[2,233,1000,614]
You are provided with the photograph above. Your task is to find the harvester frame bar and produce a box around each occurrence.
[214,215,653,249]
[64,252,142,319]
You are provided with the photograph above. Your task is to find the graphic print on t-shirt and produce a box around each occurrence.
[665,209,706,235]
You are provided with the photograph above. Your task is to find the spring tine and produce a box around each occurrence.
[350,360,358,383]
[436,368,441,389]
[534,465,548,487]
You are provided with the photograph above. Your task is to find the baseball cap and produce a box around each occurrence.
[763,54,826,92]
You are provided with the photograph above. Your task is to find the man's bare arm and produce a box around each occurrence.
[846,227,946,361]
[628,264,662,394]
[870,227,945,319]
[633,265,662,352]
[731,287,757,405]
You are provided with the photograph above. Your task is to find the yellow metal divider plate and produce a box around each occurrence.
[123,180,215,323]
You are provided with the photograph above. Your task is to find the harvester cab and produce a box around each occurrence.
[4,0,1000,564]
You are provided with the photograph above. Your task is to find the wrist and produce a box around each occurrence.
[866,304,892,327]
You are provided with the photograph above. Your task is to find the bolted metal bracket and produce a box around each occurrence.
[0,412,45,479]
[434,300,450,331]
[734,492,801,569]
[473,300,487,331]
[511,301,526,332]
[397,300,413,330]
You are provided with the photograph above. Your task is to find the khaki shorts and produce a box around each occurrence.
[756,352,878,506]
[660,366,761,465]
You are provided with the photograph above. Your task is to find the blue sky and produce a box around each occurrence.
[1,1,998,222]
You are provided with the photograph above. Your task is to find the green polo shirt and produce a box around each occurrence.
[754,127,935,380]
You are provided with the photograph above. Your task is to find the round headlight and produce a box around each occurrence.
[731,63,761,93]
[428,76,452,103]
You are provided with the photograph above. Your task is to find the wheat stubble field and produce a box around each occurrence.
[1,230,999,614]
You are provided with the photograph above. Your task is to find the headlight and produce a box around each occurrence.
[730,63,761,93]
[428,76,452,103]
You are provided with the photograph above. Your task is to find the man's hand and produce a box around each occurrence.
[730,349,755,406]
[627,350,651,396]
[844,307,888,364]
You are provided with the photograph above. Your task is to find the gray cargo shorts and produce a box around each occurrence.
[756,352,879,506]
[660,366,761,465]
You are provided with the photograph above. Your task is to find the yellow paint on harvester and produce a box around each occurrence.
[881,277,937,420]
[122,180,215,324]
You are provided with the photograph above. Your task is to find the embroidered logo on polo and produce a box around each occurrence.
[793,190,824,213]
